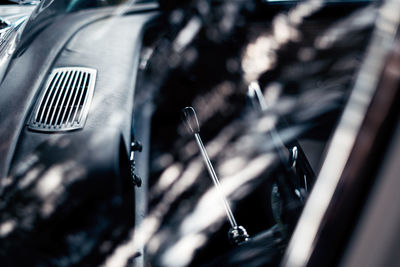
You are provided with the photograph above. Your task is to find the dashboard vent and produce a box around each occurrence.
[29,67,97,132]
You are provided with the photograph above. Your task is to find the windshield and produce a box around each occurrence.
[0,0,392,266]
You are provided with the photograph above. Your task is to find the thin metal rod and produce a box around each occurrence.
[194,133,237,228]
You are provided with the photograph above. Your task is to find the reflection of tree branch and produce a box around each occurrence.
[0,1,378,266]
[143,2,377,267]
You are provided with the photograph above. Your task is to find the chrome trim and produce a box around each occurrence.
[280,0,400,266]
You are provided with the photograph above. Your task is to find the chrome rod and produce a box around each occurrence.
[182,106,248,245]
[194,133,237,228]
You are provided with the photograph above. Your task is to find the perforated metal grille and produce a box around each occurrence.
[29,67,97,132]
